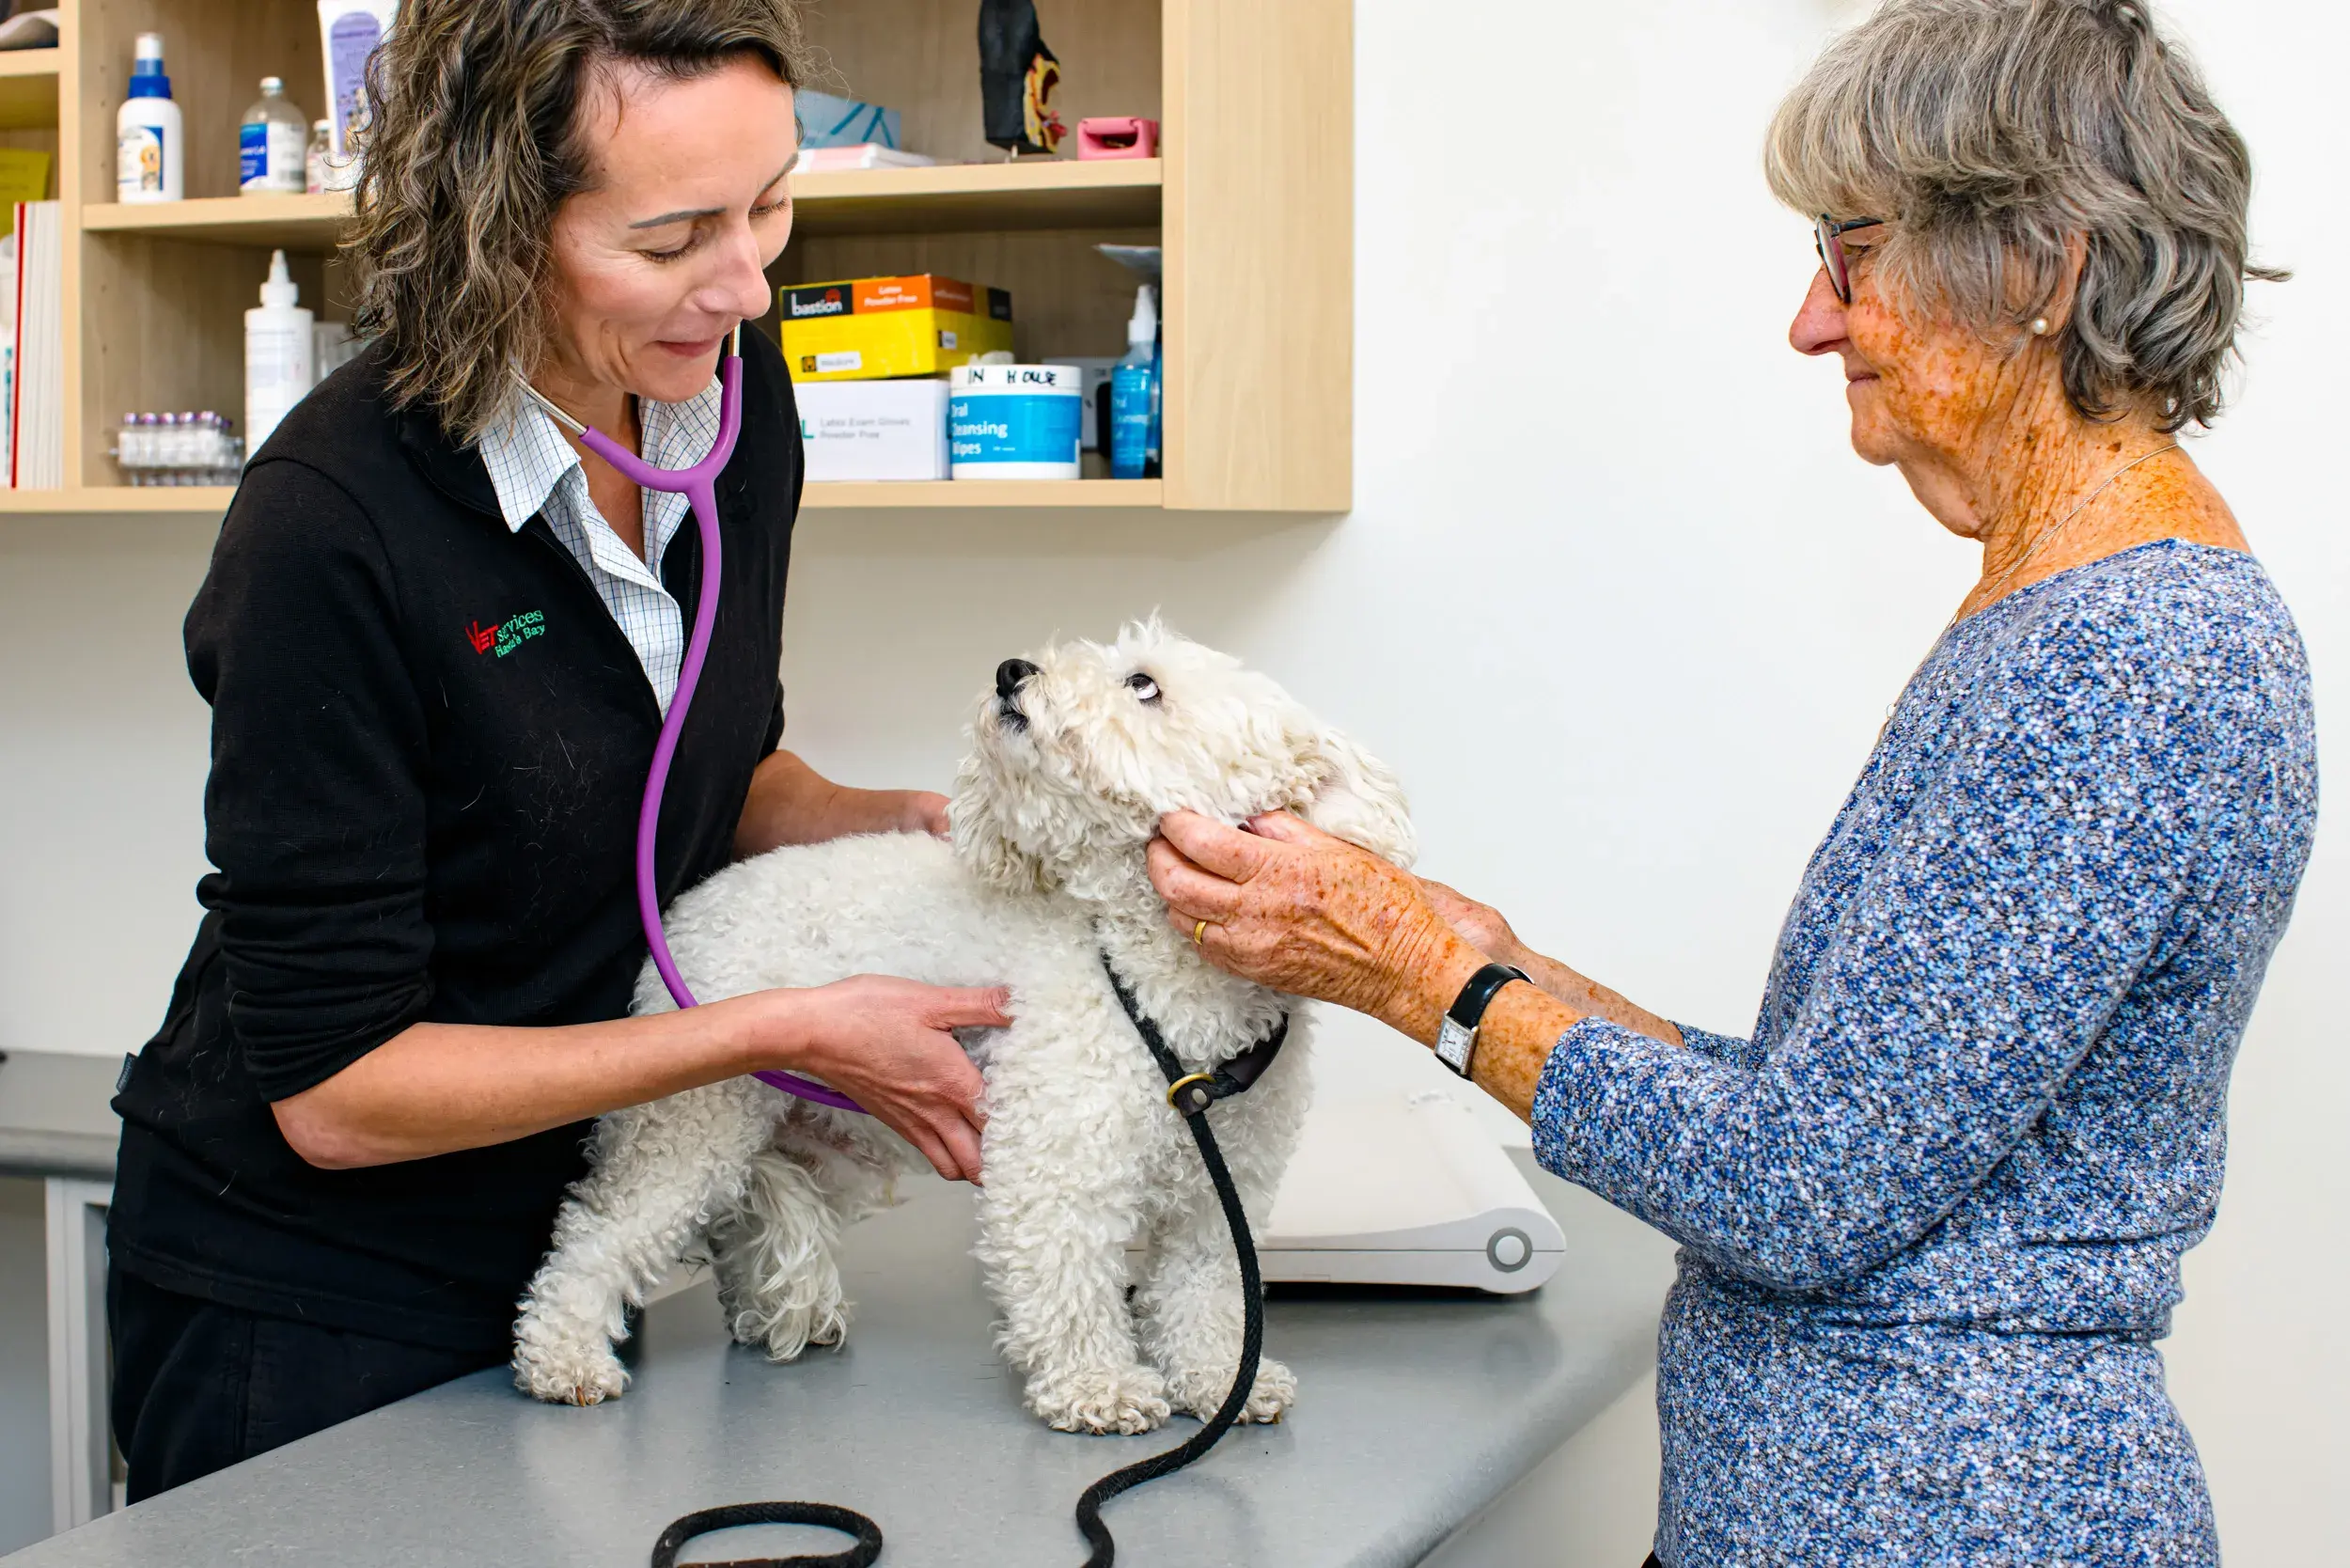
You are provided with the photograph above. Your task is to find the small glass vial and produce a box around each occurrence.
[306,119,333,195]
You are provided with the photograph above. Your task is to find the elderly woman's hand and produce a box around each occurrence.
[1418,878,1536,969]
[1146,810,1488,1043]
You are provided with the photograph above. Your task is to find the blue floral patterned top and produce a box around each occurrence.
[1531,541,2316,1567]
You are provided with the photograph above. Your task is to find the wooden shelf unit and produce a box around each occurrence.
[11,0,1350,515]
[79,160,1167,250]
[0,46,61,130]
[0,478,1166,514]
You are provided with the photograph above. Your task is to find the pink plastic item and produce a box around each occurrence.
[1076,117,1158,160]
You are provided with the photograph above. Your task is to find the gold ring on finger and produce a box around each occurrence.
[1192,918,1210,946]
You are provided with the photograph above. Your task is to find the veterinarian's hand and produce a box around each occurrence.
[1148,811,1487,1045]
[896,790,953,839]
[764,977,1010,1183]
[829,787,949,839]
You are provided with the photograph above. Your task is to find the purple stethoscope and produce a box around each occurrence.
[517,326,863,1114]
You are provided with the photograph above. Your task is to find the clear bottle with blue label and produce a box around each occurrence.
[241,78,310,196]
[1109,284,1160,480]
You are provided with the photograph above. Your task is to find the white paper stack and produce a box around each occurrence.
[793,144,938,173]
[8,199,62,489]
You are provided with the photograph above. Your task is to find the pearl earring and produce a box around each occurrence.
[2030,317,2051,337]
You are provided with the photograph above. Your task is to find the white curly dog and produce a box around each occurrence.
[510,623,1414,1434]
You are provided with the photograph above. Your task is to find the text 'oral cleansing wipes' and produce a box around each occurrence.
[948,363,1084,480]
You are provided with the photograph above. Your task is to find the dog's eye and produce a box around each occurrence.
[1126,672,1162,705]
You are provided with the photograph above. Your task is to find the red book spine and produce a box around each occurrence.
[8,200,25,489]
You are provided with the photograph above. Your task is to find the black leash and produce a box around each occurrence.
[646,959,1285,1568]
[650,1502,881,1568]
[1077,959,1287,1567]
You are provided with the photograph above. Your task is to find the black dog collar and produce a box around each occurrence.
[1101,956,1290,1118]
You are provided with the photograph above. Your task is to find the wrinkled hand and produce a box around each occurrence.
[748,976,1010,1183]
[1418,878,1528,969]
[1146,811,1477,1035]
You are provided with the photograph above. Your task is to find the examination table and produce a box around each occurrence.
[11,1146,1672,1567]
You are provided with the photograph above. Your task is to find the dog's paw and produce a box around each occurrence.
[511,1342,630,1406]
[728,1294,853,1363]
[1026,1364,1172,1435]
[1165,1356,1296,1424]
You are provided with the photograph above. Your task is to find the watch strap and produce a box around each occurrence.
[1434,963,1529,1078]
[1448,963,1530,1027]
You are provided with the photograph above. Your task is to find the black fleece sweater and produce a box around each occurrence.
[110,333,801,1353]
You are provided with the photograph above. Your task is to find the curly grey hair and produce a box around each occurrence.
[1765,0,2283,431]
[348,0,820,445]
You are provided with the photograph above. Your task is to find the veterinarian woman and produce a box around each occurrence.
[1150,4,2313,1566]
[104,0,1004,1502]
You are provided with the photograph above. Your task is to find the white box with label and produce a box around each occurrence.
[794,379,949,481]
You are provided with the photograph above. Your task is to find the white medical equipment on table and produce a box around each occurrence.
[1261,1088,1566,1293]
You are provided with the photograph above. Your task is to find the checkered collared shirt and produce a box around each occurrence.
[476,379,725,715]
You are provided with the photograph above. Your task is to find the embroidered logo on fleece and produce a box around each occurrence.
[466,610,546,658]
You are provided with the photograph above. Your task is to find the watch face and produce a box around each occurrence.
[1435,1018,1475,1075]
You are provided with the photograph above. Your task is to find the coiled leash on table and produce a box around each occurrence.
[649,958,1289,1568]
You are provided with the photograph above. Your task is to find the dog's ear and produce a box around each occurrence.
[949,756,1053,894]
[1291,723,1417,869]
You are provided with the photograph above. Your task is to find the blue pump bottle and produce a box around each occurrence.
[1109,284,1159,479]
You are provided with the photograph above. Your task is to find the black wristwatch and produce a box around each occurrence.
[1434,963,1530,1078]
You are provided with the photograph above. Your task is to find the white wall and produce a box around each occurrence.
[0,0,2338,1560]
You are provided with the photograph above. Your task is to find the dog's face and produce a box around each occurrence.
[950,621,1414,902]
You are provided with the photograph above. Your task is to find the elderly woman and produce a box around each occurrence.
[104,0,1003,1500]
[1151,3,2313,1563]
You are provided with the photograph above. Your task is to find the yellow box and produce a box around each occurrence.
[776,274,1014,382]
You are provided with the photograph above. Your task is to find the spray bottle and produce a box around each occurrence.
[1109,283,1159,480]
[244,251,315,458]
[116,34,184,203]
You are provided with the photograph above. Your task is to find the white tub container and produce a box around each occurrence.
[947,363,1083,480]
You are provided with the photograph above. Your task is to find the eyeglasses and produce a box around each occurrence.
[1814,214,1885,305]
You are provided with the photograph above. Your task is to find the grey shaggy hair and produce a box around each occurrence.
[347,0,820,445]
[1765,0,2283,431]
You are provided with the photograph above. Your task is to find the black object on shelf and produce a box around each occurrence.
[978,0,1064,155]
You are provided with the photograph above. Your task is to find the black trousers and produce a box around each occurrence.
[107,1266,500,1502]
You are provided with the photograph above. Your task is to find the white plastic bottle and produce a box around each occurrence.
[245,251,315,456]
[116,34,184,204]
[241,78,310,196]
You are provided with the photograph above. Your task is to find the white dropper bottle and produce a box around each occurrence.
[244,250,315,458]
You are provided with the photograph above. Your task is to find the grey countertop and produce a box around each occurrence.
[0,1050,120,1181]
[11,1152,1674,1568]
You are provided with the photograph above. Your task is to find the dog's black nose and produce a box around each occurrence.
[995,659,1040,699]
